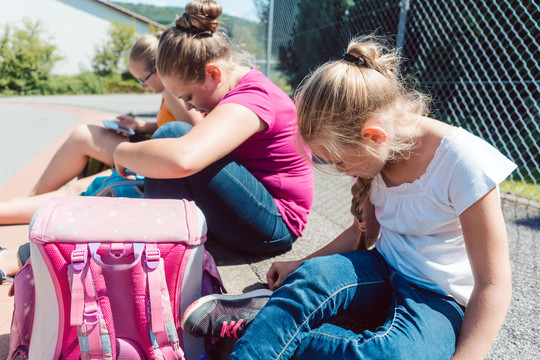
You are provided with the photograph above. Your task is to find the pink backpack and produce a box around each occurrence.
[8,196,225,360]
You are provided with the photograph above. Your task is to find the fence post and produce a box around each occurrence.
[266,0,275,77]
[396,0,410,54]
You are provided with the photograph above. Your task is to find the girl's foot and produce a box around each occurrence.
[0,247,14,284]
[181,288,272,339]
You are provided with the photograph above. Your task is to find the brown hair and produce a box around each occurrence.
[295,35,429,226]
[129,32,162,73]
[156,0,233,83]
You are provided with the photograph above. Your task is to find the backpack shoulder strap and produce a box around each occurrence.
[140,243,185,359]
[68,244,112,359]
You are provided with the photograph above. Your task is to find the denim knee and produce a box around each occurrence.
[289,252,387,289]
[286,254,358,292]
[292,256,340,283]
[152,121,192,139]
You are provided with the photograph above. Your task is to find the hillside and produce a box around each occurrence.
[112,2,182,26]
[112,1,266,58]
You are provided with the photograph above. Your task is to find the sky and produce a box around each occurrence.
[117,0,258,22]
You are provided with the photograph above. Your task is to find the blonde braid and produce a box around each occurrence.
[350,177,372,221]
[350,177,373,250]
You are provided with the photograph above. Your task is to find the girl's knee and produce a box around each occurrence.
[152,121,193,139]
[292,255,352,285]
[69,124,93,144]
[289,252,387,291]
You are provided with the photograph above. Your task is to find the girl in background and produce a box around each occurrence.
[0,34,202,281]
[30,32,202,197]
[0,33,202,225]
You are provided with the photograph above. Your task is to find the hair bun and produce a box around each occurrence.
[346,36,399,80]
[175,0,222,34]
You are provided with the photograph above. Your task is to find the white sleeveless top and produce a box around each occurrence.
[372,127,516,306]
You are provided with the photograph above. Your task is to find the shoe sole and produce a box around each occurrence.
[181,288,273,332]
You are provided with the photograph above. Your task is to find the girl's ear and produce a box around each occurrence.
[361,125,388,144]
[205,64,222,83]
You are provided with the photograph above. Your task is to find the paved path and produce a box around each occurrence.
[0,94,538,359]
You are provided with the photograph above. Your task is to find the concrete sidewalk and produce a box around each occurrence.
[0,94,538,359]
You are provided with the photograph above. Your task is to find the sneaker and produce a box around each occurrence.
[181,288,273,339]
[0,247,14,285]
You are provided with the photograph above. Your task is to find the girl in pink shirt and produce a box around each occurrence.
[114,0,313,253]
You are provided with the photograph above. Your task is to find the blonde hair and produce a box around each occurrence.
[156,0,233,83]
[129,32,162,73]
[295,35,429,227]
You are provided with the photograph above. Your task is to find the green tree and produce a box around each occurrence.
[115,2,264,63]
[92,20,138,76]
[277,0,351,88]
[222,15,266,60]
[0,19,61,95]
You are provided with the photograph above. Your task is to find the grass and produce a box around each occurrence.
[500,180,540,203]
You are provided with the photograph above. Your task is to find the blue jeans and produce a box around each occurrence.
[144,122,296,254]
[230,250,465,359]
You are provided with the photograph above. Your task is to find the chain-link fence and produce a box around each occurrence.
[261,0,539,205]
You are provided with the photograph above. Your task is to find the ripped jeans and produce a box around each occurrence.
[230,249,465,359]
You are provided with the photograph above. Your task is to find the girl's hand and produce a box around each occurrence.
[117,115,142,134]
[113,143,137,180]
[267,259,303,291]
[265,220,368,291]
[114,162,136,180]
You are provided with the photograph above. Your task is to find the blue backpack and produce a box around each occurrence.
[82,171,145,198]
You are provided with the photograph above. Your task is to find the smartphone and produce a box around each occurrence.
[103,120,135,136]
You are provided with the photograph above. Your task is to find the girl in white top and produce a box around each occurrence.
[184,35,516,359]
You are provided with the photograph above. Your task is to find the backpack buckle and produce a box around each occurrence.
[71,248,88,271]
[145,248,161,270]
[109,243,126,259]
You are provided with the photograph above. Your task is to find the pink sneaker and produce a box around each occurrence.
[181,289,272,339]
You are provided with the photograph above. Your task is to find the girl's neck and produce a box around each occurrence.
[381,116,454,187]
[228,65,251,91]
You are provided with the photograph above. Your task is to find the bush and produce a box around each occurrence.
[0,19,61,95]
[92,20,139,76]
[45,73,103,95]
[0,18,146,97]
[44,73,145,95]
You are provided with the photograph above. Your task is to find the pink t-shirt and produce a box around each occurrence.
[217,68,314,236]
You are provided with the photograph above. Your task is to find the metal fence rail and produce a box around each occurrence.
[264,0,539,204]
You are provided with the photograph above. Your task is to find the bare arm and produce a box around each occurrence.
[116,92,203,137]
[452,188,512,359]
[267,223,359,290]
[162,90,203,126]
[113,102,265,179]
[116,115,157,135]
[267,198,380,290]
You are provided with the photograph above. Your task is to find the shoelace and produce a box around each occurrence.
[220,319,244,339]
